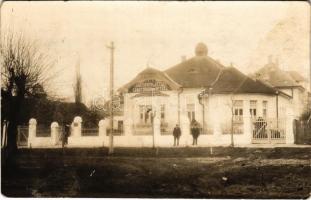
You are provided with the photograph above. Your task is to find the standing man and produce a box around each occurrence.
[191,120,200,146]
[173,124,181,146]
[63,124,70,148]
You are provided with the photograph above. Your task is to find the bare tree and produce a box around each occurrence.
[74,60,82,104]
[1,32,55,154]
[226,76,249,147]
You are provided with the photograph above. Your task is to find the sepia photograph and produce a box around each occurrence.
[1,1,310,198]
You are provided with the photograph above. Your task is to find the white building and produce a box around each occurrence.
[110,43,296,147]
[252,57,310,119]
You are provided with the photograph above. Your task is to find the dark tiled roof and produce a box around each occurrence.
[165,56,224,88]
[253,63,300,87]
[211,67,277,94]
[118,67,181,93]
[286,70,307,82]
[118,54,280,96]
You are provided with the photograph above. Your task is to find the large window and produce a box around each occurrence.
[187,103,195,122]
[139,105,144,123]
[233,100,243,123]
[139,105,152,124]
[262,101,268,118]
[250,100,257,119]
[186,95,195,122]
[160,104,165,122]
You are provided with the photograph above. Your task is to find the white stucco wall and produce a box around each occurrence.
[278,88,307,119]
[67,117,106,147]
[114,90,295,147]
[27,120,60,148]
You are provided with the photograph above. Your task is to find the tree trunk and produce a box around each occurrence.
[6,120,18,154]
[6,92,24,157]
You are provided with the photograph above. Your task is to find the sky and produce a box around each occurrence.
[1,1,310,104]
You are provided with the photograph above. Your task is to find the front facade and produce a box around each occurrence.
[110,43,296,147]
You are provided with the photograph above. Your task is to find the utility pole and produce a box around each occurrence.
[151,88,155,149]
[107,42,115,154]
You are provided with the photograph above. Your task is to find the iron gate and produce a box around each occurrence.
[252,118,286,144]
[17,126,29,147]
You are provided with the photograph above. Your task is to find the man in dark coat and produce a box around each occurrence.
[62,124,70,147]
[173,124,181,146]
[191,120,200,145]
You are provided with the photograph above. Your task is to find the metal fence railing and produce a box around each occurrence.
[82,128,99,136]
[132,123,152,135]
[36,126,51,137]
[106,129,124,136]
[160,122,171,135]
[221,122,244,135]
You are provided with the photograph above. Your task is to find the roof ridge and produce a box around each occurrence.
[210,68,225,88]
[162,72,182,88]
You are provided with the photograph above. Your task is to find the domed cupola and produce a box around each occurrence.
[195,42,208,56]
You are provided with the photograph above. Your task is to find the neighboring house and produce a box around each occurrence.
[110,43,295,147]
[286,70,309,90]
[251,58,309,119]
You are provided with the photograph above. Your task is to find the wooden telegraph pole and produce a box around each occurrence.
[107,42,115,154]
[151,88,155,149]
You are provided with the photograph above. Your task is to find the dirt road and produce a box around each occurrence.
[2,147,311,198]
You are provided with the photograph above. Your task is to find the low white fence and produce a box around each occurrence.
[21,117,106,148]
[27,119,60,148]
[67,116,106,147]
[20,114,294,148]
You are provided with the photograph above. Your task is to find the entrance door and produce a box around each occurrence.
[134,105,153,135]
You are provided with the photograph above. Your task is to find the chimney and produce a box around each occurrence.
[195,43,208,56]
[181,55,187,62]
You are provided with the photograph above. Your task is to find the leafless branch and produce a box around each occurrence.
[1,31,56,96]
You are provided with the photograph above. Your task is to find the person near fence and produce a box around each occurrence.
[62,124,70,147]
[191,119,200,146]
[173,124,181,146]
[254,117,267,138]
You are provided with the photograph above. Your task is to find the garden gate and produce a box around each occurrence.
[252,118,286,144]
[17,126,29,147]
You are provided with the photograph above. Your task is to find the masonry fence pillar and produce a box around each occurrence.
[210,106,222,145]
[98,119,106,137]
[153,114,161,147]
[124,117,133,136]
[98,119,106,146]
[286,109,295,144]
[213,116,222,136]
[180,114,191,146]
[210,98,222,145]
[243,100,252,144]
[71,116,82,137]
[51,122,59,145]
[28,118,37,148]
